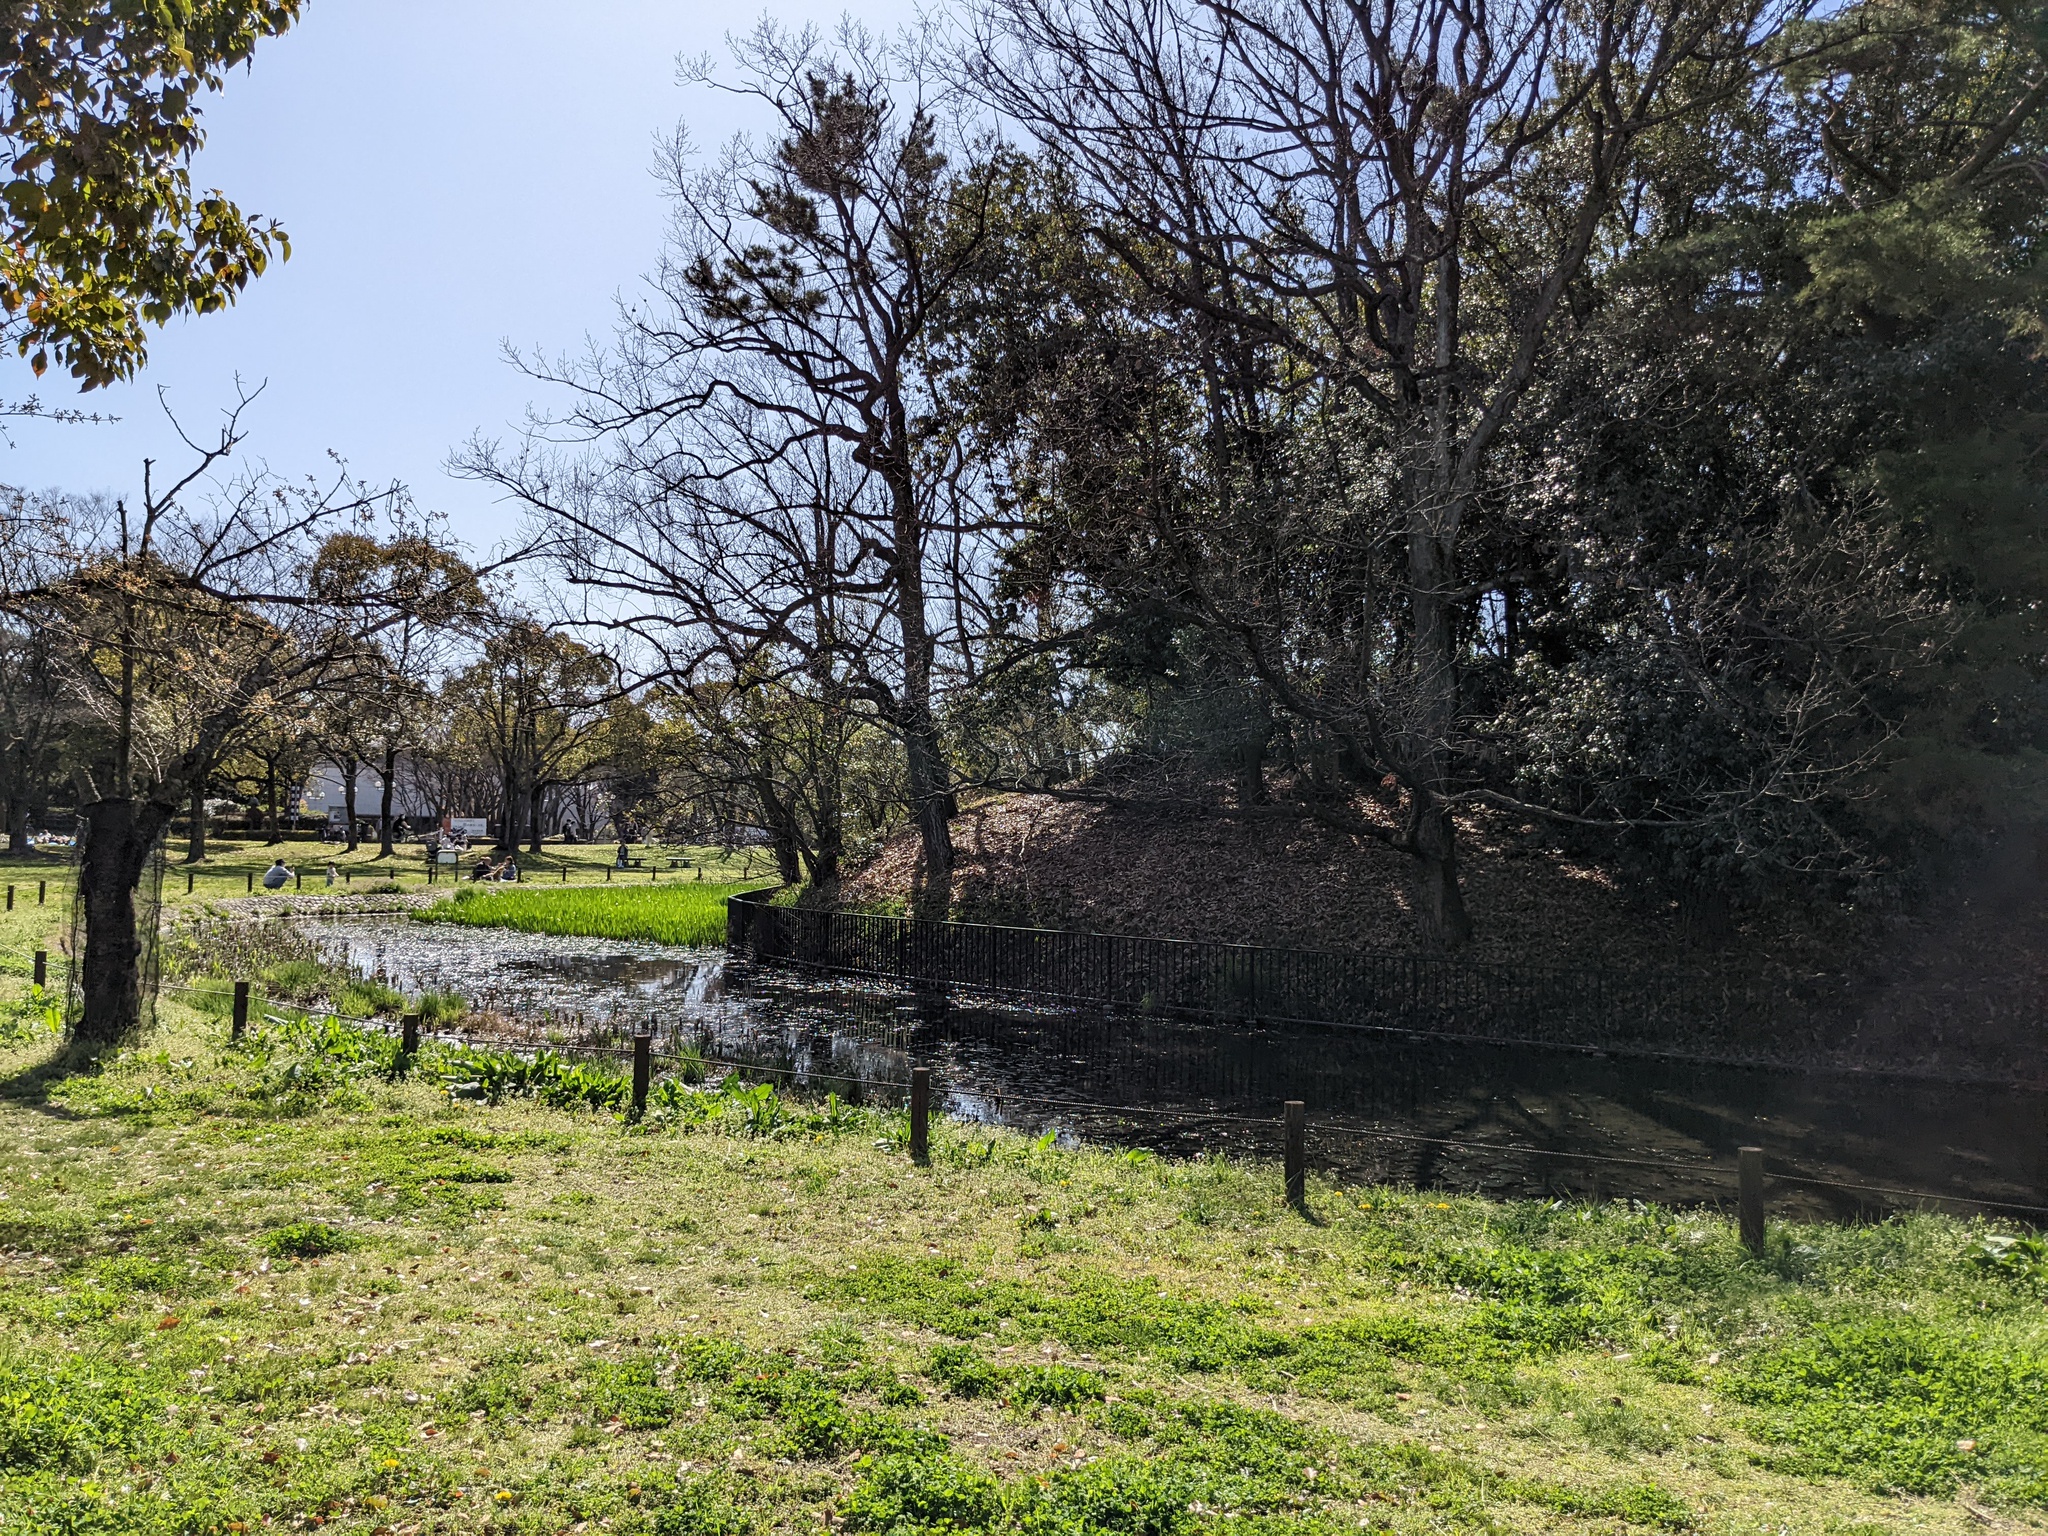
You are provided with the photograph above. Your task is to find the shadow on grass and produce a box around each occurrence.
[0,1035,117,1117]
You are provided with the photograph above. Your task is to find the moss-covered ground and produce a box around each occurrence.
[0,891,2042,1536]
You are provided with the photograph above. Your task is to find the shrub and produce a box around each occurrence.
[841,1450,1004,1536]
[418,989,468,1026]
[1727,1317,2048,1497]
[261,959,330,1000]
[651,1477,756,1536]
[334,979,405,1018]
[262,1220,357,1260]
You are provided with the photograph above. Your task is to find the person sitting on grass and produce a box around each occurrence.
[498,857,520,882]
[471,855,495,882]
[261,858,291,890]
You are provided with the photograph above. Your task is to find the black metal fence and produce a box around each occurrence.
[724,889,1815,1052]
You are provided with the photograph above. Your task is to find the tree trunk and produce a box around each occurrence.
[752,774,804,885]
[77,797,166,1043]
[7,783,30,855]
[185,782,207,864]
[885,466,953,916]
[264,762,280,843]
[342,760,360,852]
[527,780,545,855]
[809,766,843,893]
[377,746,399,857]
[1404,523,1474,949]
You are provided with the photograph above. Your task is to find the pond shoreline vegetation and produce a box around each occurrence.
[414,881,770,950]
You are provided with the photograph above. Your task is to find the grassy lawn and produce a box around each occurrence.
[414,883,769,949]
[0,898,2044,1535]
[0,841,777,970]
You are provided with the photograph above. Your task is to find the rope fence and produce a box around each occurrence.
[146,976,2048,1233]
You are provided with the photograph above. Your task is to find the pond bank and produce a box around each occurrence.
[300,914,2048,1220]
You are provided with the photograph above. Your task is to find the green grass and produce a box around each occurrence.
[413,881,771,948]
[0,914,2042,1534]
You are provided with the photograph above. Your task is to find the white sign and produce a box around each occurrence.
[449,818,487,837]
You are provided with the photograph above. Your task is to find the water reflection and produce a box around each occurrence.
[309,916,2046,1221]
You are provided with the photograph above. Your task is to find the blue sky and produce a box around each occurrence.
[0,0,915,556]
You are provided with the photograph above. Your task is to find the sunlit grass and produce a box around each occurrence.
[0,995,2039,1536]
[411,880,771,948]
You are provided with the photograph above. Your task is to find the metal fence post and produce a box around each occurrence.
[231,980,250,1042]
[1284,1100,1307,1207]
[632,1026,652,1119]
[1738,1146,1766,1254]
[909,1066,930,1165]
[32,951,44,987]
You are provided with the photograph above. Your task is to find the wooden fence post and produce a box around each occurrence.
[1738,1146,1766,1254]
[186,870,194,893]
[32,951,44,987]
[401,1011,421,1055]
[245,872,253,893]
[231,980,250,1042]
[632,1026,652,1119]
[294,868,302,890]
[5,885,12,911]
[36,880,44,904]
[909,1066,930,1165]
[1284,1100,1307,1207]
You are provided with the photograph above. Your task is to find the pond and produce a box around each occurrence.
[309,915,2048,1222]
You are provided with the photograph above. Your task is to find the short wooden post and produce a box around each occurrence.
[4,884,12,910]
[631,1026,652,1119]
[1738,1146,1766,1254]
[294,868,302,890]
[186,869,194,893]
[1284,1100,1307,1207]
[231,980,250,1042]
[605,866,612,882]
[36,880,44,904]
[245,871,253,893]
[909,1066,930,1164]
[32,950,45,987]
[650,867,656,883]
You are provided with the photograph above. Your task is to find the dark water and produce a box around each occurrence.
[310,916,2048,1222]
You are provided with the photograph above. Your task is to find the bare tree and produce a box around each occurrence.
[468,20,1009,914]
[0,395,472,1040]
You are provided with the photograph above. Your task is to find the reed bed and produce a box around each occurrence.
[411,880,767,947]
